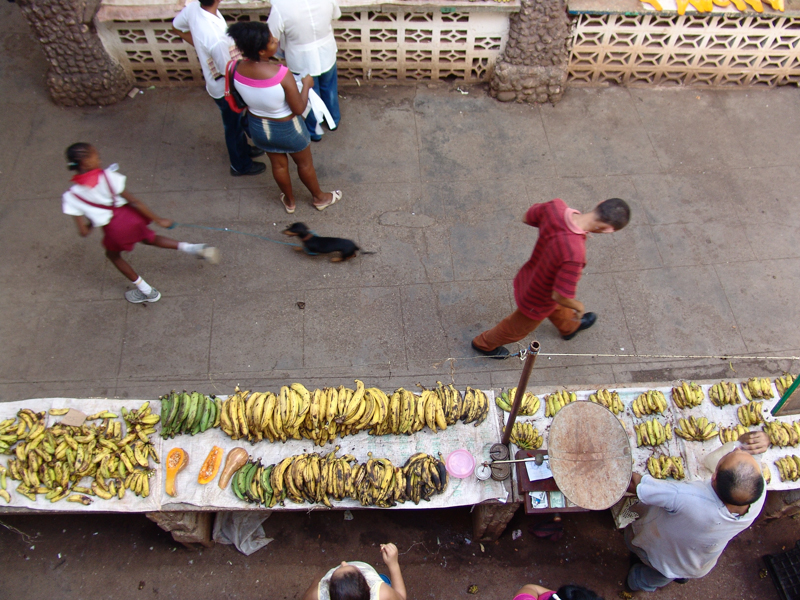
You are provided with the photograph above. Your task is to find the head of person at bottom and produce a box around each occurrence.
[554,585,604,600]
[227,21,277,62]
[65,142,100,172]
[712,447,765,509]
[586,198,631,233]
[329,563,370,600]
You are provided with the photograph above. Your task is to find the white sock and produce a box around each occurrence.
[178,242,205,255]
[133,276,153,295]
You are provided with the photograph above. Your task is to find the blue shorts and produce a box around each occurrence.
[248,114,310,154]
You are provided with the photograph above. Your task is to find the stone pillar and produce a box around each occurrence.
[16,0,134,106]
[471,500,522,542]
[146,511,216,548]
[490,0,570,105]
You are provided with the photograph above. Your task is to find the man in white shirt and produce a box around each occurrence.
[172,0,266,176]
[268,0,341,142]
[625,433,768,592]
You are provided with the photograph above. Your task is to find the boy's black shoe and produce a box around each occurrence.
[561,312,597,340]
[471,341,509,359]
[674,578,688,584]
[230,162,266,177]
[248,146,265,158]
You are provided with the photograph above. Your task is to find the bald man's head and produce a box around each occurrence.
[714,449,764,506]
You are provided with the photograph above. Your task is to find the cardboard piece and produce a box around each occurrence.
[59,409,87,427]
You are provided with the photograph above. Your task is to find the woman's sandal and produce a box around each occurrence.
[314,190,342,212]
[280,194,295,214]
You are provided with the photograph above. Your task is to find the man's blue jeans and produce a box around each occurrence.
[625,526,675,592]
[304,63,341,140]
[213,96,253,173]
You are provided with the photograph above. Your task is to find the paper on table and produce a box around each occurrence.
[529,491,548,509]
[525,457,553,482]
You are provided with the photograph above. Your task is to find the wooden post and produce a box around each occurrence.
[501,341,540,445]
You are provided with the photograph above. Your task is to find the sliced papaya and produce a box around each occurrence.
[165,447,188,497]
[198,446,223,485]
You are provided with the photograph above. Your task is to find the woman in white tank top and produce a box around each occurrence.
[228,21,342,214]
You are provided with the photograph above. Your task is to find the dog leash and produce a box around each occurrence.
[167,222,301,248]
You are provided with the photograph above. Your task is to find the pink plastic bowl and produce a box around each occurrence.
[446,449,476,479]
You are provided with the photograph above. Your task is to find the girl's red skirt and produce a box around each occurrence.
[102,205,156,252]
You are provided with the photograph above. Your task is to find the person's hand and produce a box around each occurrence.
[380,543,399,567]
[301,74,314,89]
[739,431,770,455]
[156,218,174,229]
[573,300,585,320]
[627,472,642,494]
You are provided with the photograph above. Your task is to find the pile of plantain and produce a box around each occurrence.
[544,390,576,417]
[742,377,774,401]
[709,381,742,407]
[738,402,764,427]
[635,418,672,447]
[763,421,800,447]
[719,425,750,443]
[775,456,800,482]
[589,389,624,415]
[218,381,489,447]
[671,381,704,409]
[160,391,221,438]
[495,388,540,416]
[647,455,685,480]
[3,404,158,504]
[232,448,447,508]
[674,416,718,441]
[632,390,667,417]
[507,422,543,450]
[776,373,797,397]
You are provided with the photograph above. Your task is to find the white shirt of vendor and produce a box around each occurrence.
[172,1,233,99]
[317,561,382,600]
[630,474,766,579]
[267,0,341,77]
[62,169,127,227]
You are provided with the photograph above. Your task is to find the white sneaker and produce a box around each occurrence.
[197,245,220,264]
[125,288,161,303]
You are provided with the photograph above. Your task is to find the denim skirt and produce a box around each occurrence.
[248,114,310,154]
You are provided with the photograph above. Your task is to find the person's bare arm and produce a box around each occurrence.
[380,543,407,600]
[627,472,642,495]
[171,28,194,46]
[300,577,322,600]
[514,584,552,597]
[73,215,92,237]
[282,72,313,116]
[552,290,585,319]
[119,190,173,229]
[739,431,770,455]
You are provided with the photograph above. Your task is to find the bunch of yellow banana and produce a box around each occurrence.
[775,455,800,482]
[647,455,685,480]
[0,407,49,456]
[671,381,704,409]
[763,421,800,447]
[719,425,749,443]
[496,387,540,416]
[634,419,672,447]
[709,381,742,407]
[5,404,157,504]
[260,448,447,508]
[674,416,718,441]
[0,466,9,503]
[742,377,774,401]
[738,402,764,427]
[632,390,667,417]
[544,390,576,418]
[762,463,772,484]
[590,389,624,415]
[507,422,543,450]
[776,373,797,397]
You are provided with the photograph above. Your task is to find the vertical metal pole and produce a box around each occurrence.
[501,341,541,446]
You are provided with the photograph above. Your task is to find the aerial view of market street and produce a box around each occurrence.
[2,0,800,598]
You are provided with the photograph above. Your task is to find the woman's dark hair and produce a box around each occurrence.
[556,584,604,600]
[65,142,93,171]
[595,197,631,231]
[227,21,272,62]
[329,569,370,600]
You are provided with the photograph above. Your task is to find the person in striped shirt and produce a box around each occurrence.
[472,198,630,359]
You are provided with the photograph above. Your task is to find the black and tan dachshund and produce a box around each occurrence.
[282,222,361,262]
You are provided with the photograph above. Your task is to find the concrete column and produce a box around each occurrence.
[490,0,570,105]
[16,0,133,106]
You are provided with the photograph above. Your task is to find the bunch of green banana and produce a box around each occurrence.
[5,404,156,503]
[763,421,800,447]
[160,391,220,438]
[738,402,764,427]
[634,419,672,447]
[719,424,749,443]
[507,422,543,450]
[647,455,685,480]
[776,373,797,397]
[631,390,667,417]
[674,416,718,441]
[671,381,704,409]
[775,455,800,482]
[742,377,774,401]
[709,381,742,407]
[496,388,540,416]
[544,390,576,418]
[589,389,624,415]
[231,458,275,507]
